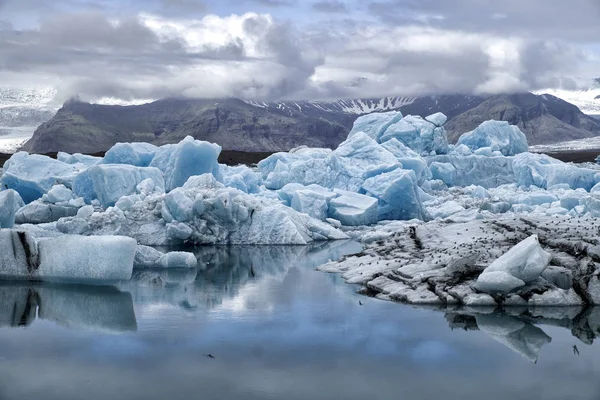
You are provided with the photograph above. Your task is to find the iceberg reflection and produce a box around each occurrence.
[0,282,137,333]
[124,240,362,311]
[444,306,600,362]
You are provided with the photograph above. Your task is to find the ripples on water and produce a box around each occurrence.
[1,240,600,399]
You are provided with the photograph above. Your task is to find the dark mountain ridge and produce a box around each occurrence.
[22,92,600,154]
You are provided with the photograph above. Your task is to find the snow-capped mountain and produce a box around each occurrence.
[0,87,59,153]
[245,96,417,116]
[534,79,600,116]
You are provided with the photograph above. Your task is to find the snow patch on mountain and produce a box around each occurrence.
[534,87,600,115]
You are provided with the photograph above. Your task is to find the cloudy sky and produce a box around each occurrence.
[0,0,599,103]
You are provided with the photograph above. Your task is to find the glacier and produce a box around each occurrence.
[2,114,600,305]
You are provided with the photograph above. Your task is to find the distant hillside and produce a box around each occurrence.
[22,98,349,154]
[22,92,600,154]
[445,93,600,145]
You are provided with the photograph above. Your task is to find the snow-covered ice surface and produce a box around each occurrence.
[530,136,600,153]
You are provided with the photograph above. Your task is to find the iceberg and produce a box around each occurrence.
[427,154,515,188]
[380,115,449,155]
[513,153,599,190]
[328,192,379,226]
[0,152,80,203]
[57,152,101,166]
[14,202,80,224]
[429,162,457,186]
[157,252,197,268]
[290,186,336,221]
[362,169,426,220]
[347,110,403,141]
[73,164,165,207]
[381,139,432,183]
[42,184,73,204]
[149,136,222,192]
[328,132,401,191]
[58,174,348,245]
[220,164,262,193]
[0,230,136,283]
[475,235,552,294]
[0,189,24,228]
[457,120,528,156]
[103,142,158,167]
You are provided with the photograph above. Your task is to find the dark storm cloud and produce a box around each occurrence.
[0,0,597,102]
[367,0,600,42]
[312,0,348,13]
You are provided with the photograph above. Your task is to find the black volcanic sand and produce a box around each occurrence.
[1,149,598,170]
[0,150,274,169]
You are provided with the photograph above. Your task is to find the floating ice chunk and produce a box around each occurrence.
[424,112,448,127]
[0,230,135,283]
[0,190,24,228]
[347,111,403,141]
[513,153,599,190]
[475,235,552,294]
[103,142,158,167]
[362,169,425,220]
[42,184,73,204]
[57,152,101,166]
[221,164,262,193]
[73,164,165,207]
[157,252,197,268]
[328,191,379,226]
[0,152,80,203]
[36,235,136,283]
[150,136,222,192]
[134,245,163,268]
[457,120,528,156]
[14,202,79,224]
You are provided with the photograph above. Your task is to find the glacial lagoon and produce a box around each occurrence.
[1,241,600,400]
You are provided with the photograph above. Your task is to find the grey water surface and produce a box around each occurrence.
[1,240,600,400]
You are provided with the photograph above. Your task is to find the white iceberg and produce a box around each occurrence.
[475,235,552,294]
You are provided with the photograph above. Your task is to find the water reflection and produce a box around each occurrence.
[121,240,363,311]
[444,306,600,362]
[0,282,137,333]
[2,241,600,398]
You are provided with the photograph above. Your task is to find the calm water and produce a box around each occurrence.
[1,240,600,399]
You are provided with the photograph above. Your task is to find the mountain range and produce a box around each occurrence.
[20,90,600,154]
